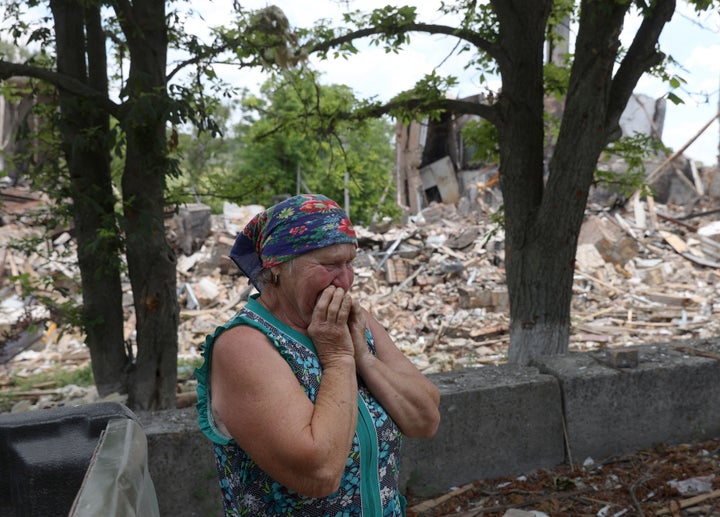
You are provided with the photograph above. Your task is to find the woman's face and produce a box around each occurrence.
[277,243,357,324]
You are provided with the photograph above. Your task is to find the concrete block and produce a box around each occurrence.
[400,365,564,496]
[137,407,222,517]
[533,340,720,463]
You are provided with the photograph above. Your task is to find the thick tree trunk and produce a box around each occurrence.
[492,0,561,364]
[117,0,179,410]
[497,0,674,364]
[50,0,129,395]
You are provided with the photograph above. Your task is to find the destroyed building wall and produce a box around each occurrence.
[394,91,671,215]
[394,117,426,214]
[394,94,484,213]
[0,78,36,184]
[0,77,49,186]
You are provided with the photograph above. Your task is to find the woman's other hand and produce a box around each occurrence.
[349,300,372,367]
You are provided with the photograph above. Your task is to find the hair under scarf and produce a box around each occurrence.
[229,194,357,291]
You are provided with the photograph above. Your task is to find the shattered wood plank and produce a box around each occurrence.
[573,323,631,335]
[632,192,647,230]
[469,324,509,340]
[607,317,705,329]
[647,195,658,233]
[408,482,476,515]
[577,306,624,321]
[437,245,466,260]
[680,251,720,268]
[644,111,720,187]
[660,230,691,254]
[614,212,638,239]
[375,230,410,271]
[658,230,720,267]
[645,309,697,322]
[640,290,695,306]
[654,488,720,516]
[574,271,620,295]
[570,333,614,343]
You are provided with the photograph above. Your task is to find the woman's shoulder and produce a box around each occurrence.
[214,319,268,350]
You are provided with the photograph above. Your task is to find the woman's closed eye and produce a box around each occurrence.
[324,261,354,271]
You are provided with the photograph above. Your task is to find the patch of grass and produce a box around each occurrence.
[9,364,95,391]
[178,356,204,380]
[0,364,95,413]
[0,358,202,413]
[0,394,14,413]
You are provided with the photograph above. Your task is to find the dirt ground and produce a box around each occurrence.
[406,437,720,517]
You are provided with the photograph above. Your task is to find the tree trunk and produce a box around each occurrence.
[50,0,129,395]
[117,0,179,410]
[492,0,562,364]
[498,0,674,364]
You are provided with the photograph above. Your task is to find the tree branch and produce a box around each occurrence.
[111,0,136,47]
[355,97,497,123]
[0,60,120,117]
[607,0,676,128]
[308,22,500,61]
[166,43,265,82]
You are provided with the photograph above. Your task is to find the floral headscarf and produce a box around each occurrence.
[229,194,357,290]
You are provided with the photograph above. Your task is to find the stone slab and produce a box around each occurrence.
[400,365,564,496]
[137,407,222,517]
[532,339,720,462]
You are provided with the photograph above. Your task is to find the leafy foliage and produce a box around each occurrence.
[185,69,398,225]
[460,118,499,165]
[596,133,669,197]
[385,71,458,125]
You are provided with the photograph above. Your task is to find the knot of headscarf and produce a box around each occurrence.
[229,194,357,290]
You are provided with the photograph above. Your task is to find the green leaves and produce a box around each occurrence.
[543,61,571,99]
[202,70,397,224]
[596,132,669,197]
[387,71,458,124]
[460,118,499,165]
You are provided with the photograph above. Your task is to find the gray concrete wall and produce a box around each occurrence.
[136,338,720,516]
[399,364,564,495]
[533,341,720,463]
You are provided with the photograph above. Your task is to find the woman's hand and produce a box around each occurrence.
[308,286,355,365]
[350,310,441,439]
[349,300,372,367]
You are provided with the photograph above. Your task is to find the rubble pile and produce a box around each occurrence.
[1,180,720,411]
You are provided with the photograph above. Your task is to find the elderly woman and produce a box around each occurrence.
[195,194,440,516]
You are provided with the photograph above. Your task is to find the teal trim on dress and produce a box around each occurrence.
[194,318,245,445]
[358,395,382,513]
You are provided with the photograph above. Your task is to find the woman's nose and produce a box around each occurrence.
[332,266,353,290]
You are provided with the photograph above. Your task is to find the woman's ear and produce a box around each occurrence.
[268,267,280,285]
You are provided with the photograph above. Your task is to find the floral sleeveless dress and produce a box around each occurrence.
[195,296,406,516]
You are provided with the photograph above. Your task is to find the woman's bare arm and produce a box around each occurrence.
[350,302,441,438]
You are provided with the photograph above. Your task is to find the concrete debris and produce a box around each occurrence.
[2,171,720,411]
